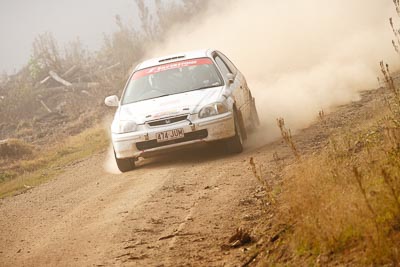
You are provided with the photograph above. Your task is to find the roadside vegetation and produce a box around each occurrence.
[252,70,400,266]
[275,83,400,265]
[0,126,108,198]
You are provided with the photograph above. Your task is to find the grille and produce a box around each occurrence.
[136,130,208,151]
[147,115,188,127]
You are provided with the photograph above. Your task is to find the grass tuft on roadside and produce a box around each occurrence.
[0,125,109,198]
[0,139,34,159]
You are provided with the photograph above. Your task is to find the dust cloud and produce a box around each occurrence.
[104,146,121,174]
[102,115,121,174]
[150,0,398,143]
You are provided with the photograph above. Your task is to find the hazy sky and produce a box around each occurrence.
[0,0,146,73]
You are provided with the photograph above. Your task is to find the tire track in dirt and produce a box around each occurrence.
[0,154,175,266]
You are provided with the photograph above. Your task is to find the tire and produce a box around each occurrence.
[114,151,135,172]
[225,111,244,154]
[250,97,260,129]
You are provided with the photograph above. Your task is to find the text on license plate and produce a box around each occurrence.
[156,128,185,142]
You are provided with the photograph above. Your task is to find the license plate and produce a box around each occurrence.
[156,128,185,142]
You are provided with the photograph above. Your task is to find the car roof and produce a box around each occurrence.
[135,48,216,71]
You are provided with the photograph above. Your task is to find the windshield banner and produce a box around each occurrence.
[132,58,213,80]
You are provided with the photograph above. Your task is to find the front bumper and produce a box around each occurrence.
[112,112,235,159]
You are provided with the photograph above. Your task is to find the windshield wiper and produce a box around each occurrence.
[123,93,173,105]
[188,84,222,92]
[140,94,173,102]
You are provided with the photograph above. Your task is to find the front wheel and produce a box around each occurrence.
[114,152,136,172]
[225,111,244,154]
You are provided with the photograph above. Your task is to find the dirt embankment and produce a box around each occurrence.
[0,87,387,266]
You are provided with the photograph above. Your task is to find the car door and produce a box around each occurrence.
[214,52,251,126]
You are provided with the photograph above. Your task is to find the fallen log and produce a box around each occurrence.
[49,71,72,87]
[73,62,120,81]
[37,82,100,96]
[39,100,52,113]
[39,76,51,84]
[103,62,121,71]
[62,65,78,78]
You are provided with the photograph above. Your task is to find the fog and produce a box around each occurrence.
[150,0,398,141]
[0,0,143,73]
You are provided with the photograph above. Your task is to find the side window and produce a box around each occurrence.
[218,52,237,75]
[214,56,231,78]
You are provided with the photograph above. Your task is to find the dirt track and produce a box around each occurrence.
[0,136,286,266]
[0,88,386,266]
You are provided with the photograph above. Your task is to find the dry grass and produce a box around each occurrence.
[0,139,34,159]
[276,90,400,264]
[250,64,400,265]
[0,125,108,198]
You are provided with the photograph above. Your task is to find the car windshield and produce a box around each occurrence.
[121,58,223,105]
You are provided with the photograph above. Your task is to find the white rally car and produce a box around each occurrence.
[105,49,259,172]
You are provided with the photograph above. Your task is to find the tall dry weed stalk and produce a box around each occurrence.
[352,167,379,232]
[394,0,400,17]
[390,18,400,55]
[250,157,265,186]
[380,61,399,103]
[277,117,300,159]
[393,40,400,54]
[249,157,276,205]
[382,169,400,214]
[318,109,325,121]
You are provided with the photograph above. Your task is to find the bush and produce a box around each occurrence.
[0,139,34,159]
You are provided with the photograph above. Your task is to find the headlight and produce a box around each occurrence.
[199,102,229,118]
[111,120,137,134]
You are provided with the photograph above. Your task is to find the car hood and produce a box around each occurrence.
[117,86,224,123]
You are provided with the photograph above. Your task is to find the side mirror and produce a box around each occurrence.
[105,95,119,107]
[226,73,234,85]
